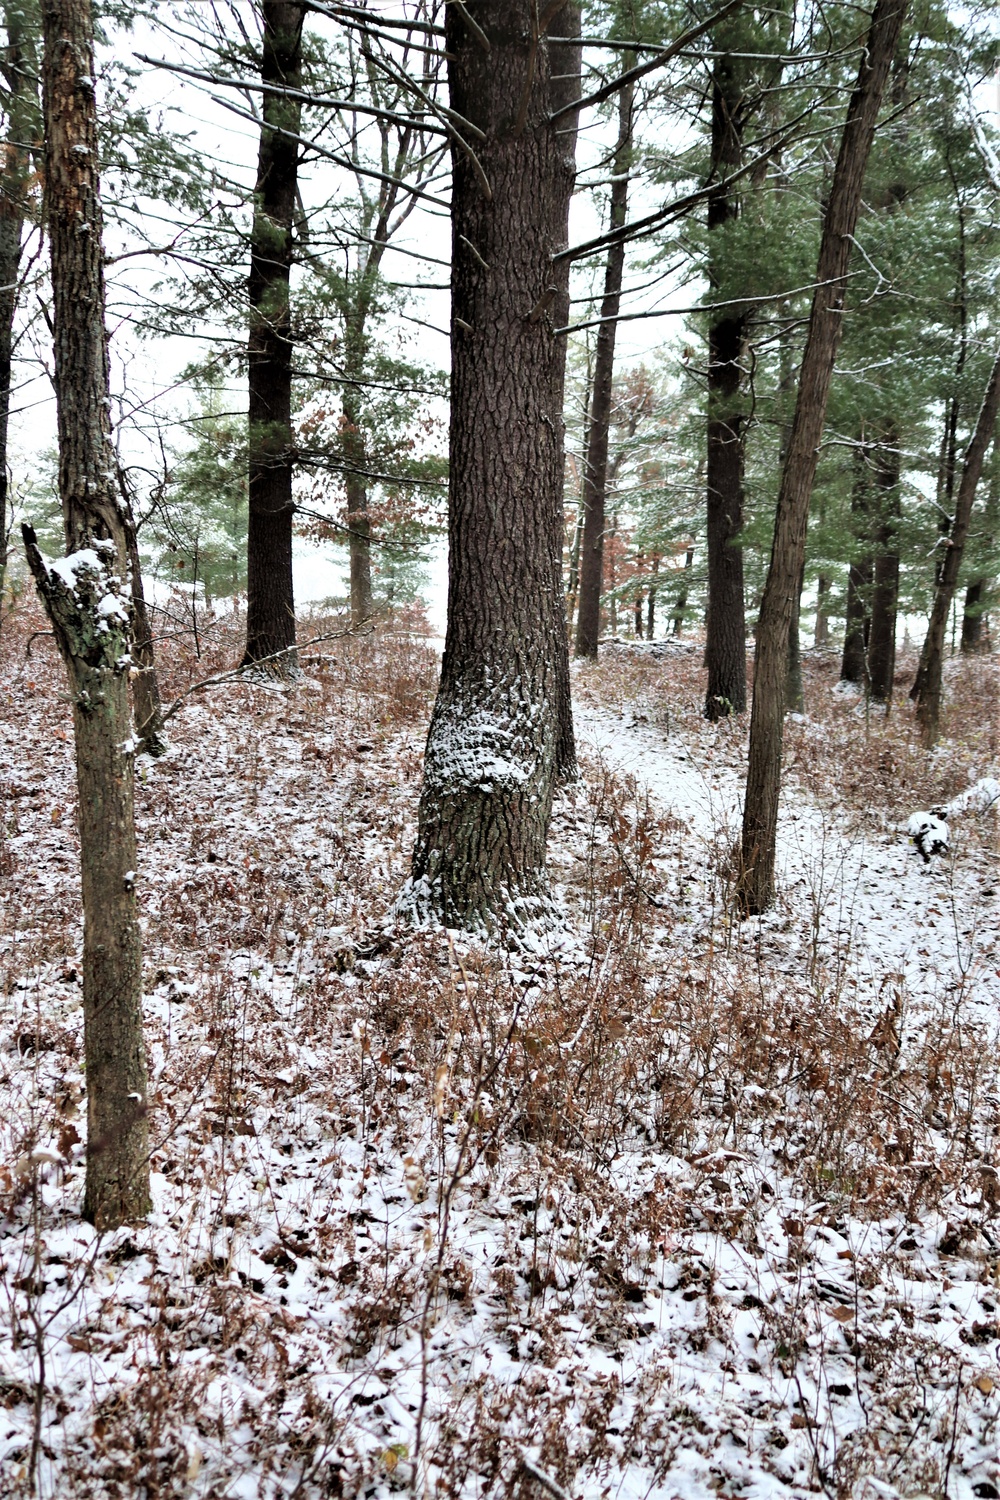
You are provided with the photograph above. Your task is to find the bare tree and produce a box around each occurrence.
[23,0,150,1228]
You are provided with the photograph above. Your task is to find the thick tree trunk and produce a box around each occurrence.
[574,73,633,660]
[408,1,578,930]
[867,431,900,703]
[0,0,38,628]
[911,348,1000,744]
[242,0,303,672]
[704,46,747,719]
[26,0,150,1229]
[738,0,909,914]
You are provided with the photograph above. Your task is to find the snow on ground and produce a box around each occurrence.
[0,616,999,1500]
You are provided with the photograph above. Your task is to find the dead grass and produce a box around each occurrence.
[0,604,997,1498]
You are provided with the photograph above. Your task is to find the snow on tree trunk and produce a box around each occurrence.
[407,1,578,931]
[25,0,150,1229]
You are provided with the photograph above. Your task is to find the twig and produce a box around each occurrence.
[519,1454,575,1500]
[159,625,369,726]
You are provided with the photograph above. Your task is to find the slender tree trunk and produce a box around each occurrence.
[841,444,873,682]
[867,430,900,702]
[738,0,909,914]
[242,0,303,672]
[814,575,830,645]
[122,506,165,754]
[574,72,633,660]
[646,555,659,639]
[24,0,150,1229]
[673,546,693,634]
[408,1,578,930]
[911,348,1000,744]
[704,44,748,719]
[0,0,38,629]
[342,352,374,628]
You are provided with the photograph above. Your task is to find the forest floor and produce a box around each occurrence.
[0,601,998,1500]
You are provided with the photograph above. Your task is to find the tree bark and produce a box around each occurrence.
[813,575,830,645]
[704,44,748,719]
[573,71,633,660]
[960,579,985,653]
[122,505,165,754]
[867,430,900,703]
[646,555,659,639]
[841,444,873,682]
[784,560,804,713]
[408,1,579,930]
[242,0,303,672]
[545,4,580,779]
[738,0,909,914]
[911,348,1000,744]
[0,0,39,628]
[673,546,693,634]
[25,0,150,1229]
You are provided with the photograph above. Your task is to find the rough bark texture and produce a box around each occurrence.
[242,0,303,672]
[408,2,579,930]
[867,432,900,703]
[573,72,633,661]
[28,0,150,1229]
[546,4,580,779]
[704,44,747,719]
[912,348,1000,744]
[738,0,909,914]
[0,0,38,627]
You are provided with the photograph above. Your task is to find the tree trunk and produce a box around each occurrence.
[961,579,985,653]
[867,431,900,703]
[784,560,804,713]
[704,45,748,719]
[911,348,1000,744]
[814,575,830,645]
[0,0,38,629]
[122,507,166,754]
[646,555,659,639]
[546,4,580,780]
[25,0,150,1230]
[738,0,909,914]
[242,0,303,672]
[342,367,374,628]
[841,446,873,683]
[573,72,633,660]
[408,1,578,930]
[673,546,693,634]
